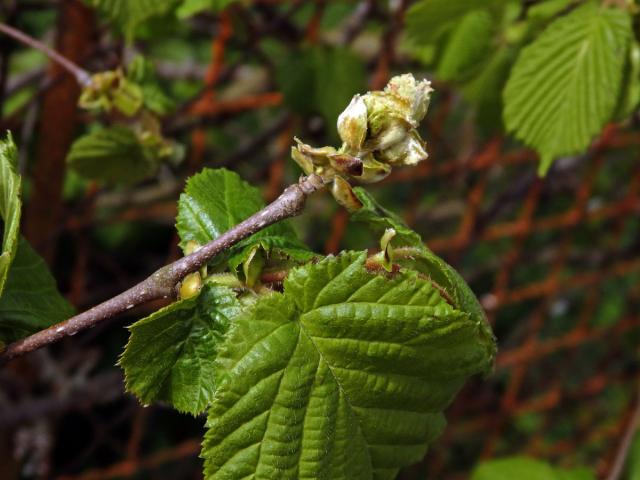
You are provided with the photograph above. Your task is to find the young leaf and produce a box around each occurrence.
[177,0,236,18]
[120,284,241,415]
[471,456,595,480]
[87,0,180,39]
[0,237,75,343]
[66,126,158,184]
[176,168,311,266]
[350,188,493,333]
[615,42,640,121]
[463,46,515,134]
[0,132,20,296]
[437,9,494,82]
[202,252,495,479]
[126,56,176,115]
[276,47,366,137]
[406,0,504,45]
[350,187,423,248]
[503,3,632,175]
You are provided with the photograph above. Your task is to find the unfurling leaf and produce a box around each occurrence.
[66,126,159,183]
[503,3,632,175]
[120,284,241,415]
[79,69,144,116]
[201,252,495,479]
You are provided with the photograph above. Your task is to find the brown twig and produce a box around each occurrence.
[0,174,326,364]
[0,22,91,86]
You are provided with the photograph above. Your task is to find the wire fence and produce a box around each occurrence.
[1,1,639,478]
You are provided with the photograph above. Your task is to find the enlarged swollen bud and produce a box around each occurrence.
[290,73,432,211]
[337,94,368,153]
[356,73,432,166]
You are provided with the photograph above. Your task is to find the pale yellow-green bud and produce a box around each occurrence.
[290,73,432,210]
[337,94,367,153]
[384,73,433,124]
[184,240,201,256]
[179,272,202,300]
[339,73,431,172]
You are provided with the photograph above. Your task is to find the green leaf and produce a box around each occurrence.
[120,283,240,415]
[126,56,176,115]
[615,42,640,121]
[277,46,366,138]
[626,431,640,480]
[66,126,158,184]
[462,46,515,134]
[87,0,180,39]
[437,9,494,82]
[472,457,595,480]
[350,187,423,248]
[406,0,504,44]
[527,0,576,21]
[176,168,311,266]
[0,132,20,297]
[350,187,494,347]
[176,0,236,18]
[503,3,632,175]
[0,237,75,343]
[202,252,495,479]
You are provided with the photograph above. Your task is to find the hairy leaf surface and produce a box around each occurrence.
[0,237,75,343]
[202,252,495,479]
[0,133,20,297]
[472,456,595,480]
[67,126,158,184]
[503,3,632,174]
[120,284,240,414]
[176,168,312,266]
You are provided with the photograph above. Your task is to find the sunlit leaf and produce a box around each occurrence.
[503,3,632,174]
[120,284,240,414]
[202,252,495,479]
[472,456,595,480]
[176,168,312,268]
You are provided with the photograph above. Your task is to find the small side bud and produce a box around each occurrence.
[380,228,396,272]
[184,240,201,256]
[179,272,202,300]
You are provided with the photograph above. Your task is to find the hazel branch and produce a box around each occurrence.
[0,23,91,86]
[0,174,326,365]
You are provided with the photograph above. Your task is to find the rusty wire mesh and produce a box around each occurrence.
[1,1,639,479]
